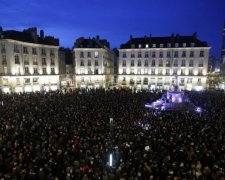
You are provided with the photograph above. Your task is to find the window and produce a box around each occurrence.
[181,69,185,75]
[151,68,155,75]
[14,45,19,53]
[1,44,6,53]
[131,44,135,48]
[167,51,171,58]
[182,51,186,57]
[88,68,92,74]
[145,44,149,48]
[16,78,20,85]
[159,51,163,58]
[122,60,126,67]
[160,44,164,48]
[3,78,9,85]
[23,47,28,54]
[200,51,204,57]
[174,51,178,58]
[25,67,29,74]
[144,60,148,66]
[143,78,148,85]
[190,51,194,57]
[80,69,84,74]
[51,68,55,74]
[152,44,156,48]
[81,77,84,82]
[80,52,84,58]
[166,69,170,75]
[94,51,99,58]
[173,60,178,67]
[137,69,141,74]
[80,60,84,66]
[33,78,38,83]
[199,59,204,67]
[183,43,186,47]
[131,52,135,58]
[24,78,30,84]
[189,69,193,75]
[95,60,98,66]
[122,52,126,58]
[130,68,134,74]
[33,68,38,74]
[197,78,202,84]
[167,43,171,48]
[88,60,91,66]
[138,44,142,48]
[87,52,91,58]
[144,68,148,74]
[159,59,163,67]
[166,60,171,67]
[138,52,142,58]
[43,68,47,74]
[32,48,37,55]
[130,78,134,85]
[41,49,46,55]
[131,60,134,66]
[42,58,46,65]
[33,58,38,65]
[190,43,195,47]
[175,43,179,48]
[50,50,55,57]
[122,68,126,74]
[151,59,155,66]
[2,55,7,65]
[181,60,186,67]
[138,60,141,66]
[50,58,55,65]
[189,60,194,67]
[173,69,177,75]
[152,51,156,58]
[145,52,149,58]
[15,55,20,64]
[187,78,192,83]
[94,68,99,74]
[158,69,162,75]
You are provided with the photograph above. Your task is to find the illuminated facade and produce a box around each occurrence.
[0,27,60,93]
[118,33,210,90]
[73,36,114,89]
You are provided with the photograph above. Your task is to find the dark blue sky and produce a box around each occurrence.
[0,0,225,58]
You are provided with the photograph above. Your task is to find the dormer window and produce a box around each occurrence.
[175,43,179,48]
[190,43,195,47]
[183,43,186,47]
[131,44,135,48]
[145,44,149,48]
[138,44,142,48]
[152,44,156,48]
[160,44,164,48]
[167,43,171,48]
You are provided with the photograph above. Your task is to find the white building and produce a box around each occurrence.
[73,36,114,89]
[118,33,210,91]
[0,27,60,93]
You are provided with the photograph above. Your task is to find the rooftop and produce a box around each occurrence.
[120,33,208,49]
[0,27,59,46]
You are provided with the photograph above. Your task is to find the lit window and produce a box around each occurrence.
[145,44,149,48]
[138,44,142,48]
[94,51,99,58]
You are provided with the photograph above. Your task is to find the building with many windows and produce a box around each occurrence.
[118,33,210,90]
[222,21,225,64]
[73,36,114,89]
[0,27,60,93]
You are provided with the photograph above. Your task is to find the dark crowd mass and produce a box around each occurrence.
[0,89,225,179]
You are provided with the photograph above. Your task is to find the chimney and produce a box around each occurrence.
[192,32,197,40]
[40,30,44,39]
[0,26,3,34]
[24,27,38,42]
[96,35,100,41]
[130,34,133,40]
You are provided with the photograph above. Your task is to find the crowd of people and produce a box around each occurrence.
[0,89,225,179]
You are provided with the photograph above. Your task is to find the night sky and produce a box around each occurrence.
[1,0,225,58]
